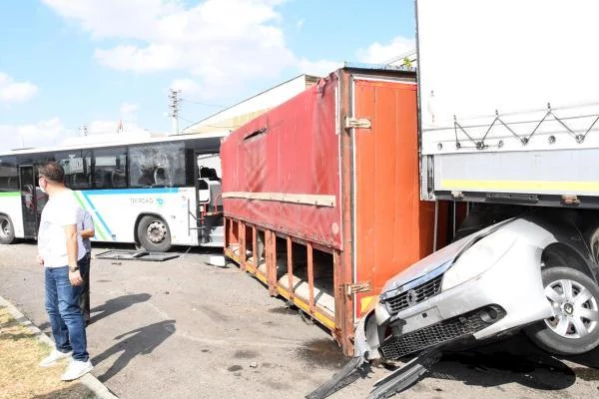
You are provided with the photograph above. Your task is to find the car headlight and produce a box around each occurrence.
[442,231,517,291]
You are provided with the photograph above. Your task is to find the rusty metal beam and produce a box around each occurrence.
[287,236,294,300]
[252,226,258,267]
[266,230,277,296]
[333,250,343,344]
[307,242,315,312]
[240,221,247,268]
[339,69,356,356]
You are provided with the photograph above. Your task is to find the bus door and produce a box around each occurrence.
[195,153,223,244]
[19,165,40,238]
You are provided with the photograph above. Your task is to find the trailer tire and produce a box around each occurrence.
[525,266,599,356]
[137,215,172,252]
[0,214,15,245]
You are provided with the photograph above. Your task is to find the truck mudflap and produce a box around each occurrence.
[305,349,442,399]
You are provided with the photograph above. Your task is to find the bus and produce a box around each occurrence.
[0,132,227,252]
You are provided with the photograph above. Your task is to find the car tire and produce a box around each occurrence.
[525,266,599,356]
[0,214,15,244]
[137,215,172,252]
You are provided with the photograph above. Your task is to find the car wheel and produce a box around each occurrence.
[0,215,15,244]
[525,266,599,356]
[137,215,172,252]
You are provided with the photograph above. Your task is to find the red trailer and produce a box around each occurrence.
[221,66,446,355]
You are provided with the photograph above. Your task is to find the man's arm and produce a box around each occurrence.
[80,228,95,239]
[64,224,83,286]
[80,212,95,239]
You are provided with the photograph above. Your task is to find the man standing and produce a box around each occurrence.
[36,161,93,381]
[78,208,95,326]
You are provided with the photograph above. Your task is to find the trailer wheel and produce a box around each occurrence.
[525,266,599,355]
[137,215,172,252]
[0,215,15,245]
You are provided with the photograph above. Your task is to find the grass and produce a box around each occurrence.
[0,307,97,399]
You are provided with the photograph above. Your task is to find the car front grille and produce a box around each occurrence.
[384,275,443,315]
[379,305,505,360]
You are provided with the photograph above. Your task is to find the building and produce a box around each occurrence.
[182,74,319,135]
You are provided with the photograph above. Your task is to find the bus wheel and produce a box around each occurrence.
[0,215,15,245]
[137,215,172,252]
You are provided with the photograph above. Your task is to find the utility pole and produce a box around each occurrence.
[168,89,180,135]
[79,124,88,137]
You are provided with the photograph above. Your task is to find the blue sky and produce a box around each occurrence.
[0,0,415,151]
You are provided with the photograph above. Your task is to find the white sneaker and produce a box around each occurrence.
[61,359,94,381]
[39,349,72,367]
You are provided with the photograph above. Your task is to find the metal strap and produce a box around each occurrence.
[452,103,599,149]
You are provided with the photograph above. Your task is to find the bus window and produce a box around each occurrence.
[56,150,92,190]
[129,143,185,188]
[0,157,18,192]
[93,147,127,189]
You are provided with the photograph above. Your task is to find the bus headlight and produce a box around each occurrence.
[442,232,517,291]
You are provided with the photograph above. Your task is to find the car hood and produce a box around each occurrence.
[381,220,513,296]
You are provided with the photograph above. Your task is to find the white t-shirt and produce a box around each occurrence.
[38,190,86,268]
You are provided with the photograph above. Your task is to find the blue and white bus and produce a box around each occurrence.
[0,132,227,252]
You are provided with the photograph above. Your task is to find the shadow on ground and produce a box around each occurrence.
[312,333,595,398]
[426,334,582,391]
[92,319,176,382]
[36,293,152,332]
[89,293,152,325]
[30,384,96,399]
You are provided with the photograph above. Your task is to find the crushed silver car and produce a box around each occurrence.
[357,210,599,363]
[307,209,599,399]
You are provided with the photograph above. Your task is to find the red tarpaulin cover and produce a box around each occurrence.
[221,75,342,249]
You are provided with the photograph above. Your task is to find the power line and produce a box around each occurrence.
[180,98,227,109]
[178,116,196,125]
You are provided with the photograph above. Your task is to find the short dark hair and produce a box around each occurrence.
[38,161,65,183]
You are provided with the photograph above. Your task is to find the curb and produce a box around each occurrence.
[0,294,119,399]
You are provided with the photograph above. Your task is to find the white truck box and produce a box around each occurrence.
[417,0,599,207]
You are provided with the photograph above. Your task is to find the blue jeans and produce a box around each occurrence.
[44,261,89,362]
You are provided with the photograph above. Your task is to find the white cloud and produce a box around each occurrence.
[86,119,147,135]
[298,58,343,77]
[0,113,151,152]
[94,44,181,73]
[357,36,415,64]
[0,73,39,104]
[170,78,202,98]
[43,0,296,99]
[0,118,69,151]
[120,102,139,120]
[87,120,124,134]
[296,18,304,31]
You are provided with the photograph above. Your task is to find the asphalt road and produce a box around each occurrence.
[1,242,598,399]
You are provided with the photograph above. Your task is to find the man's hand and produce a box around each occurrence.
[37,255,44,266]
[69,269,83,286]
